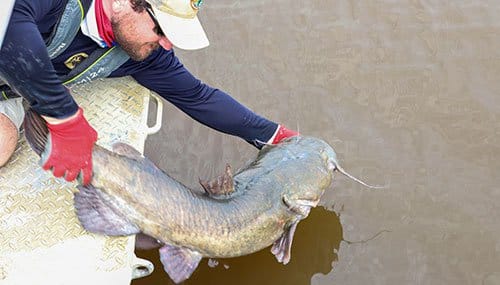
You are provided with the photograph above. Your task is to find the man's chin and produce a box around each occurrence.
[128,53,148,61]
[123,46,158,61]
[121,49,149,61]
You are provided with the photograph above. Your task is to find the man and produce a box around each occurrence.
[0,0,297,185]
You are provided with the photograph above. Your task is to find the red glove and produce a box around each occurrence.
[271,125,299,144]
[42,108,97,185]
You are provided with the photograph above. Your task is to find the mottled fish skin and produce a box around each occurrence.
[23,108,336,282]
[88,136,335,257]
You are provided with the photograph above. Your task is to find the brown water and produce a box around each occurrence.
[135,0,500,284]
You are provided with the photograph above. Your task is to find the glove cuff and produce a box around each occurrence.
[270,125,299,144]
[45,108,97,143]
[46,108,84,130]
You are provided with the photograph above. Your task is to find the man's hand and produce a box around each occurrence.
[271,125,299,144]
[41,108,97,185]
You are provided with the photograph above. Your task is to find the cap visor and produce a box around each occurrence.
[153,7,209,50]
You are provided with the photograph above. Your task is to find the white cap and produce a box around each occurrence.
[148,0,209,50]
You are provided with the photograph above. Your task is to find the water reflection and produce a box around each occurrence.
[133,207,342,285]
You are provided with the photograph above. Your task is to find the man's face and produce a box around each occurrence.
[111,3,172,61]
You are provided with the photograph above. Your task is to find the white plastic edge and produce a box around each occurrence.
[142,92,163,135]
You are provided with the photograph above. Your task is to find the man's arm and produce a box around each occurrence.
[0,0,78,119]
[123,48,284,147]
[0,0,97,184]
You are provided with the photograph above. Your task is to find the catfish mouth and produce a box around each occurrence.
[293,198,320,208]
[282,195,320,217]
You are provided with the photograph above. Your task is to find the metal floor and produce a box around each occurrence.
[0,77,162,285]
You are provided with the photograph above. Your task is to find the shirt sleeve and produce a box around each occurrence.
[120,48,278,147]
[0,0,78,119]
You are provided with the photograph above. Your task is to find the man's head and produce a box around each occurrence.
[108,0,209,61]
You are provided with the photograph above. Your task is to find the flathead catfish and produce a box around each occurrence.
[23,108,377,283]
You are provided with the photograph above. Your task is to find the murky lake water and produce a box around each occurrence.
[134,1,500,284]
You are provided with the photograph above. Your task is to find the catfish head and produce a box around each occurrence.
[280,137,337,217]
[271,137,383,265]
[280,136,383,217]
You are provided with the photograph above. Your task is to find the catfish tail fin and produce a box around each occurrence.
[23,108,48,157]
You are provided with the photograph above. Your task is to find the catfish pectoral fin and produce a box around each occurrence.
[159,244,202,284]
[75,184,140,236]
[271,221,299,265]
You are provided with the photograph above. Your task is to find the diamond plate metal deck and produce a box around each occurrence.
[0,77,161,285]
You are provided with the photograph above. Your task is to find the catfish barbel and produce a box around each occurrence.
[23,108,380,283]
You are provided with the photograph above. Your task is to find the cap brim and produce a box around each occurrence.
[152,7,209,50]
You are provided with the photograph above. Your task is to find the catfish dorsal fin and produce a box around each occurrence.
[159,244,202,284]
[23,108,49,156]
[198,163,234,196]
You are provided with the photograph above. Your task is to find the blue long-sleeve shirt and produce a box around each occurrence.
[0,0,278,146]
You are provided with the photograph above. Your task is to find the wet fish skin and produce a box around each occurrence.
[88,135,335,257]
[23,109,337,283]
